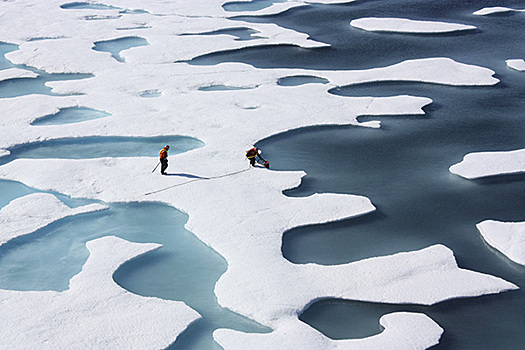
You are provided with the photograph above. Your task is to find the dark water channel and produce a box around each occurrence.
[259,113,525,349]
[0,135,204,166]
[190,0,525,348]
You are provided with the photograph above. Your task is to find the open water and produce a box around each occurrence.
[247,1,525,348]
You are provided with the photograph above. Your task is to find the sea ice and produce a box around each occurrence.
[451,150,525,267]
[477,220,525,266]
[350,17,476,33]
[449,148,525,179]
[0,68,38,82]
[473,7,525,16]
[506,59,525,71]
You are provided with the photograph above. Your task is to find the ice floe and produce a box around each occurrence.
[473,7,525,16]
[0,68,38,82]
[477,220,525,266]
[449,148,525,179]
[351,17,476,33]
[0,236,200,349]
[506,59,525,71]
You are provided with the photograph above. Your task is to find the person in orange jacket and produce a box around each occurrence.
[159,145,170,175]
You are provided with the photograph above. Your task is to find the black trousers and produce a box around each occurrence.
[160,159,168,174]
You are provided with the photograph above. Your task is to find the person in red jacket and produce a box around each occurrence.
[159,145,170,175]
[246,147,269,168]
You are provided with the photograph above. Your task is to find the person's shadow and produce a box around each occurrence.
[165,173,209,179]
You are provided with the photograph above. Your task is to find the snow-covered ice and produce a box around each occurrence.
[0,0,520,348]
[473,7,525,16]
[451,148,525,267]
[350,17,476,33]
[477,220,525,266]
[506,59,525,72]
[0,68,38,82]
[449,148,525,179]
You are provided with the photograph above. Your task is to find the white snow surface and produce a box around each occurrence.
[0,68,38,82]
[506,59,525,71]
[0,0,517,348]
[350,17,476,33]
[473,7,525,16]
[477,220,525,266]
[449,148,525,179]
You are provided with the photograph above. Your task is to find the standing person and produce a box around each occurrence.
[159,145,170,175]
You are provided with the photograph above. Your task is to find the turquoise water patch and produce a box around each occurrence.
[92,37,149,62]
[0,42,18,70]
[60,2,120,10]
[0,180,38,209]
[27,37,65,42]
[0,72,92,98]
[0,135,204,166]
[0,203,190,292]
[31,106,110,125]
[0,179,101,210]
[60,2,147,14]
[0,200,269,349]
[222,0,286,12]
[278,75,329,86]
